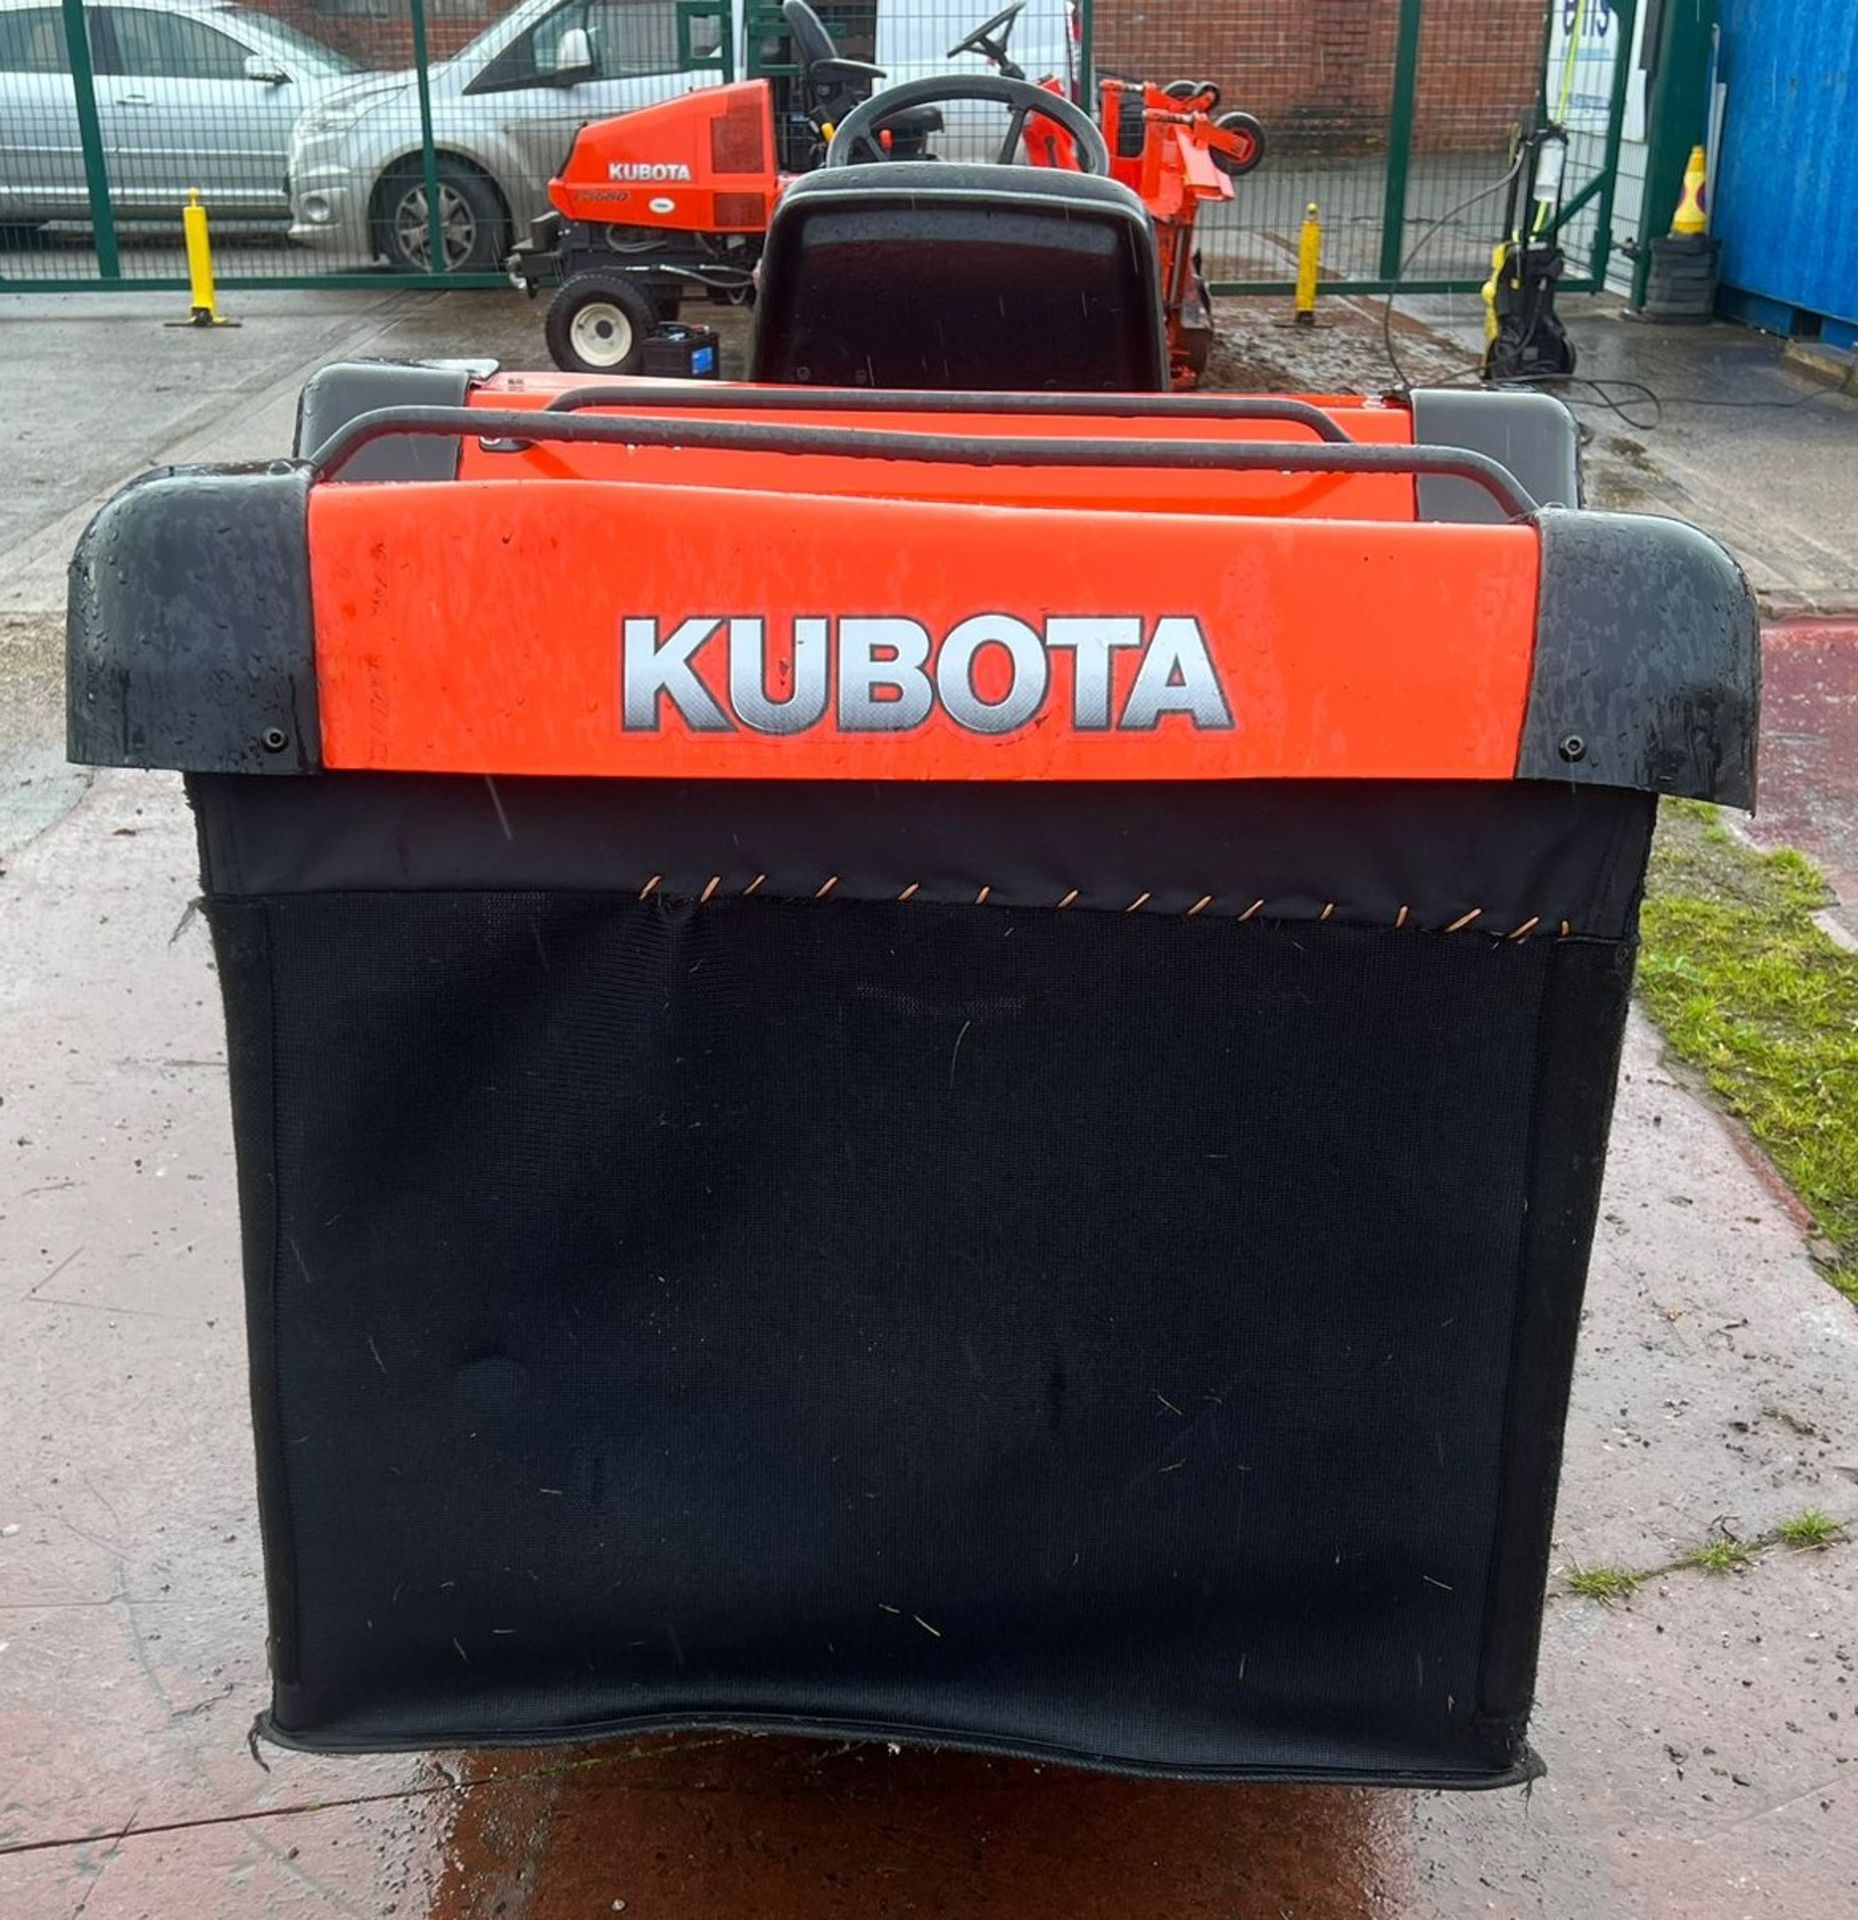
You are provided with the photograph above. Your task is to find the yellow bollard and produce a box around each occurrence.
[1670,144,1709,236]
[1294,202,1321,325]
[168,189,239,329]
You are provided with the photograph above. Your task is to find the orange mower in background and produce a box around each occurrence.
[510,0,932,374]
[1024,72,1264,385]
[509,0,1264,387]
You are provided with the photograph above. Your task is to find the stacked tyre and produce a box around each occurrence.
[1642,234,1721,324]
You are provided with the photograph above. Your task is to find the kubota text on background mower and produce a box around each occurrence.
[509,0,1264,386]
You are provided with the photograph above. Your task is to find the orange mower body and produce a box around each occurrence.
[513,67,1264,388]
[548,82,784,239]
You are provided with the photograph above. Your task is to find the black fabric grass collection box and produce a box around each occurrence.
[192,772,1650,1783]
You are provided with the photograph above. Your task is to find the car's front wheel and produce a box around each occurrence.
[375,161,504,273]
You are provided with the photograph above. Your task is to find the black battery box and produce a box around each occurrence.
[641,324,722,379]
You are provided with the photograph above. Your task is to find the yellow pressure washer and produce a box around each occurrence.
[1482,120,1575,383]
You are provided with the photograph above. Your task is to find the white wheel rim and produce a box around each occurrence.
[568,300,635,368]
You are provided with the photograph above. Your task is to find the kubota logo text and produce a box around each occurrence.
[608,161,692,181]
[620,614,1234,734]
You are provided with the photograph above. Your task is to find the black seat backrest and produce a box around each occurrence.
[750,162,1169,391]
[781,0,880,126]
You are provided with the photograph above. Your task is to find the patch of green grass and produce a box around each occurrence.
[1777,1509,1844,1551]
[1566,1565,1641,1604]
[1639,803,1858,1291]
[1684,1537,1756,1574]
[1561,1515,1851,1610]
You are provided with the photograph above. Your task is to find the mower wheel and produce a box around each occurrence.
[1211,111,1266,178]
[1163,79,1221,108]
[545,273,655,375]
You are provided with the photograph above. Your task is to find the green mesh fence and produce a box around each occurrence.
[0,0,1631,293]
[1110,0,1636,294]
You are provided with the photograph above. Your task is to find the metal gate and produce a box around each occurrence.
[1171,0,1642,296]
[0,0,1635,296]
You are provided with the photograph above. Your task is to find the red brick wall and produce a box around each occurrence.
[1096,0,1551,154]
[1411,0,1548,152]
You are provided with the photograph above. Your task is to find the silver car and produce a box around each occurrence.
[0,0,357,229]
[288,0,731,275]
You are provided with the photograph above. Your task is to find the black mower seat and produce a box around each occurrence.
[750,161,1168,391]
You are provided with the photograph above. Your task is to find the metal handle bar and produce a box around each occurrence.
[307,406,1539,517]
[537,384,1358,442]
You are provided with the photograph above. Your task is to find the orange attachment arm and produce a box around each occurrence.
[309,481,1541,782]
[1175,125,1232,203]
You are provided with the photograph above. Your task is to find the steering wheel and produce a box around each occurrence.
[826,75,1111,172]
[947,2,1026,76]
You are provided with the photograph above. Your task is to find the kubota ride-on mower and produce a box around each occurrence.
[509,0,950,374]
[511,0,1263,385]
[72,66,1757,1791]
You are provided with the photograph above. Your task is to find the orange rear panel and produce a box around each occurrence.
[309,478,1540,781]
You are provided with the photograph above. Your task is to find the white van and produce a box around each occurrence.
[287,0,1077,274]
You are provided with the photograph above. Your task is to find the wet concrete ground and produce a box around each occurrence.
[2,286,1856,1916]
